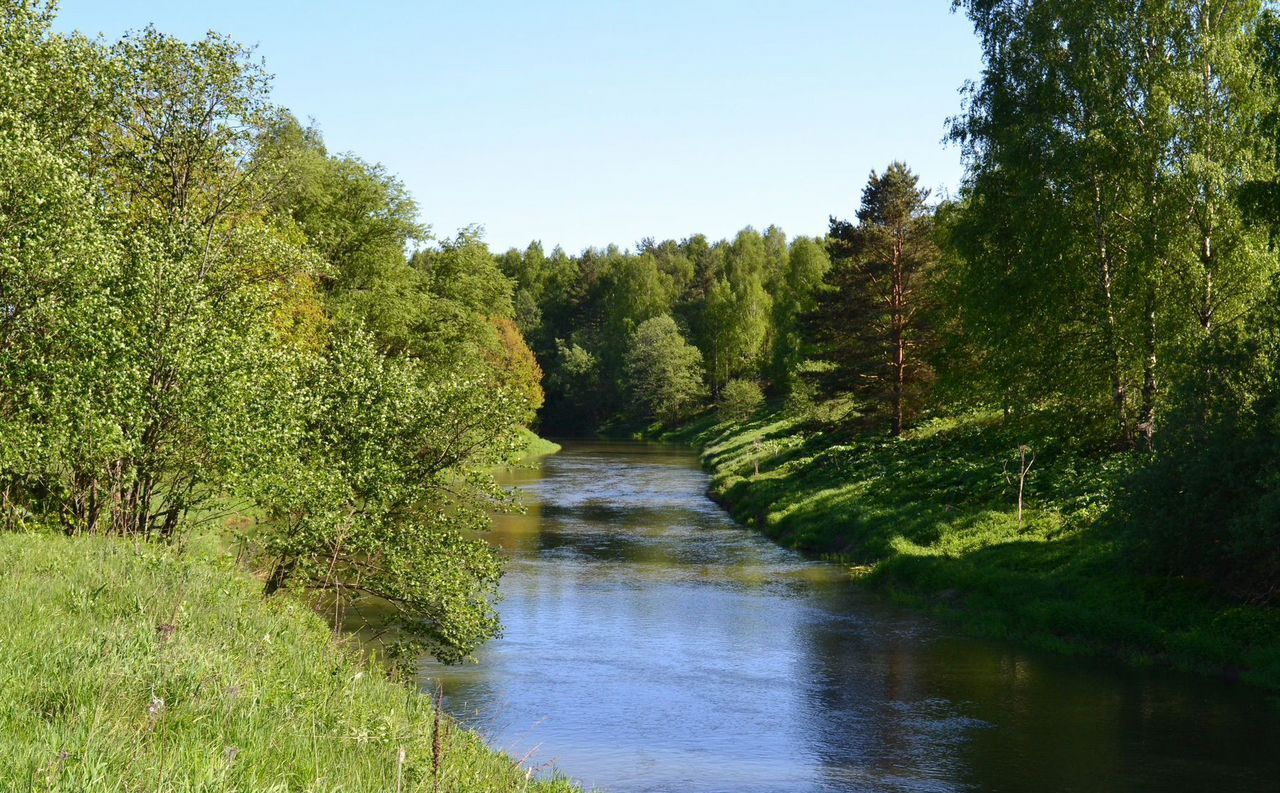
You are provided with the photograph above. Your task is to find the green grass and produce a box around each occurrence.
[513,428,562,460]
[0,532,578,792]
[671,401,1280,691]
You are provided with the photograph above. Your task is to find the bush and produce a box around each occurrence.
[719,379,765,423]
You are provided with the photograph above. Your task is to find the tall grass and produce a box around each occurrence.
[0,533,578,792]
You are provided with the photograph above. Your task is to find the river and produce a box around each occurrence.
[419,441,1280,793]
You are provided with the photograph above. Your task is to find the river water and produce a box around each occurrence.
[420,441,1280,793]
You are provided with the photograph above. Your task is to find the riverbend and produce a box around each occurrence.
[421,442,1280,793]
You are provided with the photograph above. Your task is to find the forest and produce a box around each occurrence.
[505,1,1280,613]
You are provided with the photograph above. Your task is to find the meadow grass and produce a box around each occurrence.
[513,429,563,461]
[0,532,578,792]
[669,402,1280,691]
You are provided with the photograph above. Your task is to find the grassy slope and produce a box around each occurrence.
[667,404,1280,691]
[0,533,576,792]
[514,428,562,460]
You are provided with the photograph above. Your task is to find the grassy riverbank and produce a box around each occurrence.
[515,428,563,460]
[665,404,1280,692]
[0,533,576,792]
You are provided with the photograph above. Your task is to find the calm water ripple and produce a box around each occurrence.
[420,441,1280,793]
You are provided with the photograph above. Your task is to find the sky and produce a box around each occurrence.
[53,1,983,253]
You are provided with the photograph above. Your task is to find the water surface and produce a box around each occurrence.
[421,441,1280,793]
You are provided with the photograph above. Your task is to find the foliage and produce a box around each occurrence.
[504,228,821,433]
[703,230,773,392]
[624,315,706,424]
[946,0,1279,448]
[490,316,546,416]
[769,236,831,390]
[818,163,938,434]
[1128,278,1280,604]
[250,332,525,664]
[546,339,602,429]
[0,2,543,665]
[717,379,765,423]
[0,10,315,538]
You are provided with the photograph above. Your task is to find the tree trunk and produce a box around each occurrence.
[1093,178,1129,446]
[1137,286,1158,452]
[1200,234,1215,333]
[264,557,295,596]
[891,233,905,437]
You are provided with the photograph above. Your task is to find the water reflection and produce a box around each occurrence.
[420,442,1280,793]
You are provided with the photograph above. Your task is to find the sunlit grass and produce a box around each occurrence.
[0,533,579,792]
[513,428,562,461]
[678,401,1280,691]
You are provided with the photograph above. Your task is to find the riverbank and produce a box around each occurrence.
[663,404,1280,692]
[0,532,576,791]
[516,428,563,460]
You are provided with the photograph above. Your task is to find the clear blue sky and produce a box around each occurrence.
[53,1,981,253]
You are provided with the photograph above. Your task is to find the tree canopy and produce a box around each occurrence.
[0,3,543,663]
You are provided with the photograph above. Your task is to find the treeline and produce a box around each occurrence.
[497,166,941,437]
[498,230,831,430]
[511,0,1280,606]
[0,3,542,662]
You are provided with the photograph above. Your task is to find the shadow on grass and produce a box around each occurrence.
[690,403,1280,691]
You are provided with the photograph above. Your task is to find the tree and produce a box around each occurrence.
[489,316,545,418]
[702,230,772,392]
[822,163,937,435]
[769,236,831,390]
[499,241,550,336]
[0,6,541,664]
[503,225,823,432]
[1129,276,1280,605]
[254,332,524,663]
[948,0,1277,448]
[624,315,706,424]
[718,379,765,423]
[547,338,602,429]
[0,17,316,537]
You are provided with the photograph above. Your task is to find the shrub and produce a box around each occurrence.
[719,379,765,423]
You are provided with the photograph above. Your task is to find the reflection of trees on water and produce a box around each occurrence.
[793,593,1280,793]
[936,647,1280,793]
[435,443,1280,793]
[792,596,975,792]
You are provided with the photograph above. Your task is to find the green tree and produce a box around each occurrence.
[769,236,831,390]
[254,331,523,663]
[703,230,772,392]
[547,338,602,428]
[823,163,937,435]
[1129,276,1280,605]
[0,17,314,537]
[949,0,1277,448]
[624,315,706,424]
[718,379,765,423]
[0,6,540,664]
